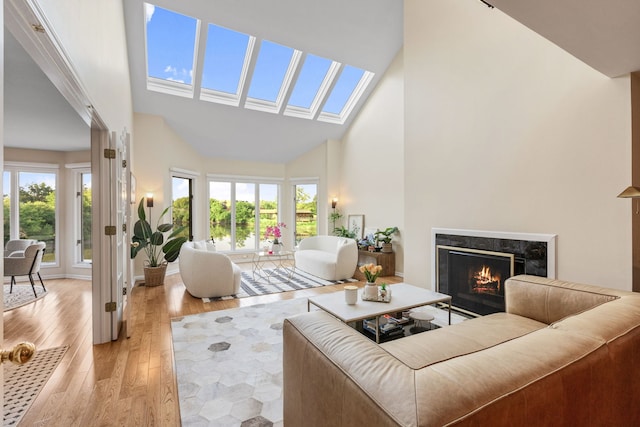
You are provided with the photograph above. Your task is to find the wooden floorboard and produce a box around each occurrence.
[4,268,402,426]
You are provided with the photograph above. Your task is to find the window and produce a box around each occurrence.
[143,3,374,123]
[144,3,198,97]
[293,183,318,246]
[172,176,193,241]
[78,170,92,263]
[209,178,281,251]
[4,164,59,264]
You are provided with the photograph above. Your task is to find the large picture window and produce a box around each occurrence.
[209,178,281,252]
[4,164,59,264]
[172,175,193,241]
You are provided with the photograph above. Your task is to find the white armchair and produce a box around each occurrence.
[178,241,242,298]
[4,241,47,297]
[4,239,37,257]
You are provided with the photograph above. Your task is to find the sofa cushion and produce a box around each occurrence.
[295,249,336,278]
[380,312,547,369]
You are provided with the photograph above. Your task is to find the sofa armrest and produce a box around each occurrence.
[505,275,618,324]
[284,311,416,426]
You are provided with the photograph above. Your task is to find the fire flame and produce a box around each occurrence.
[472,265,501,293]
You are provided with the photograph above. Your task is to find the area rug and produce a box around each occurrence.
[3,285,47,312]
[202,269,356,302]
[3,345,68,426]
[173,297,464,426]
[172,298,307,426]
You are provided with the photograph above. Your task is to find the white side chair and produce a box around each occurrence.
[178,241,242,298]
[4,241,47,297]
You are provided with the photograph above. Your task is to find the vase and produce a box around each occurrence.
[272,242,283,253]
[144,262,167,287]
[363,282,378,299]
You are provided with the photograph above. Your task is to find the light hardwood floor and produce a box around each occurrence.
[4,269,402,426]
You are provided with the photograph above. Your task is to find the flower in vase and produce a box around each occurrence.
[265,222,286,244]
[359,263,383,283]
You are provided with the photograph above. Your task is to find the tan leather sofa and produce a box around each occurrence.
[283,275,640,426]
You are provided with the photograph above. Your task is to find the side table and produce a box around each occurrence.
[252,251,295,284]
[354,250,395,280]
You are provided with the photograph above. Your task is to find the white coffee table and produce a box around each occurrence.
[307,283,452,343]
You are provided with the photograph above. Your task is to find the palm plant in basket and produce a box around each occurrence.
[131,197,188,286]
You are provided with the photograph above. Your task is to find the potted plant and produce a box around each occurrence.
[334,225,357,239]
[374,227,399,253]
[265,222,286,253]
[131,197,188,286]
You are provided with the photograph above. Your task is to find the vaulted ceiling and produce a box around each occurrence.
[5,1,640,160]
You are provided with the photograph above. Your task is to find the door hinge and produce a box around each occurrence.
[105,302,117,312]
[105,225,117,236]
[104,148,116,159]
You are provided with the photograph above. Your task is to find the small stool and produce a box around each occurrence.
[409,310,435,334]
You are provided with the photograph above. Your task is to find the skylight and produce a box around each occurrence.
[202,25,251,95]
[145,4,197,97]
[144,3,374,124]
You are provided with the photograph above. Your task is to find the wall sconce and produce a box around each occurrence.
[617,186,640,214]
[146,193,154,208]
[331,198,338,209]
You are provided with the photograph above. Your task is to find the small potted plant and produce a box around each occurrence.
[374,227,399,253]
[131,197,188,286]
[265,222,286,253]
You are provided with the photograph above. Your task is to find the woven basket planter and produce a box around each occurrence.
[144,263,167,287]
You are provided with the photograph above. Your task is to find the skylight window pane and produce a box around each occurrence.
[202,24,251,94]
[247,41,294,102]
[145,4,197,85]
[322,65,366,115]
[288,55,332,109]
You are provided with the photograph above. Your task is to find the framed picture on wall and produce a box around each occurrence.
[348,214,364,239]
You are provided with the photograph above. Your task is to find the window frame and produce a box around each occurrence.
[4,161,60,267]
[68,163,92,267]
[207,174,283,253]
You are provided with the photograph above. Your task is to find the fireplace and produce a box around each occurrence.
[433,229,556,316]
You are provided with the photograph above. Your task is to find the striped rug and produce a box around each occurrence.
[203,269,357,302]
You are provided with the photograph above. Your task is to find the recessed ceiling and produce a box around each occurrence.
[123,0,404,163]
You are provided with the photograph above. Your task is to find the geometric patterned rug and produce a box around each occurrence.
[3,345,68,426]
[3,285,47,312]
[171,298,308,426]
[203,269,357,302]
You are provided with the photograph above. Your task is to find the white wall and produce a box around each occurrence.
[404,0,632,290]
[132,113,290,275]
[36,0,133,135]
[339,49,405,274]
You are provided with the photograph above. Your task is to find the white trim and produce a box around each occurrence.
[65,162,91,169]
[284,60,341,120]
[289,176,320,183]
[146,77,194,98]
[170,167,200,178]
[5,161,59,169]
[206,173,284,183]
[431,228,558,288]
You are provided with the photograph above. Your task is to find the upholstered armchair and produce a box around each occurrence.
[4,239,37,257]
[4,241,47,297]
[178,241,242,298]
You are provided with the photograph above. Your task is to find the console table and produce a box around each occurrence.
[354,250,395,280]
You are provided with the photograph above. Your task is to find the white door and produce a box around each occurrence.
[110,131,129,340]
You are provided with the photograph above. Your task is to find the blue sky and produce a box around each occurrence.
[145,3,367,116]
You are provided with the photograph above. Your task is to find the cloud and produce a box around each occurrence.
[164,65,177,74]
[167,77,186,84]
[144,4,155,23]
